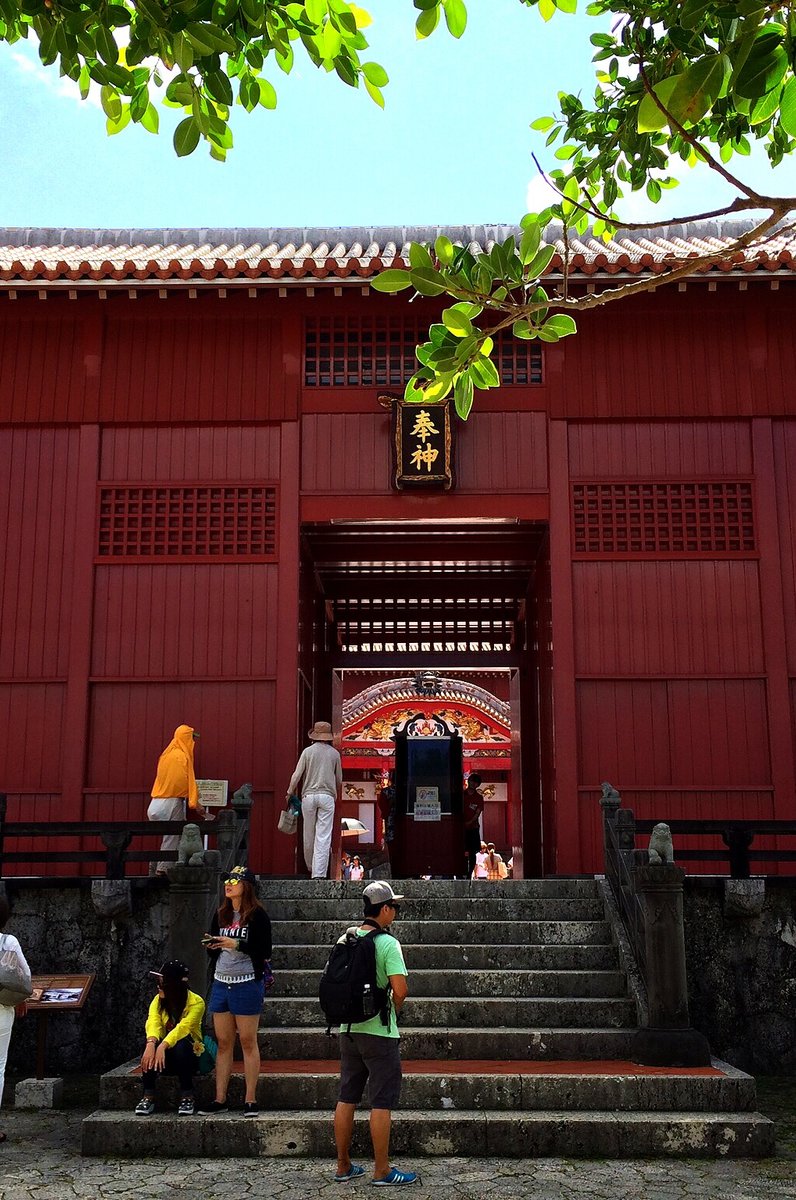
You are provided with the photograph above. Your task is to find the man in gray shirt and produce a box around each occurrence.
[287,721,342,878]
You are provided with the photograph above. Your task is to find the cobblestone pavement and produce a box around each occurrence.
[3,1081,796,1200]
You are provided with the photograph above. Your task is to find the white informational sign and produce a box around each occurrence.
[196,779,228,807]
[414,786,441,822]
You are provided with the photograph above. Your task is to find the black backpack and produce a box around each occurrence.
[319,918,390,1035]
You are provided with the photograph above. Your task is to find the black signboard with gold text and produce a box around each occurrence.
[391,397,454,490]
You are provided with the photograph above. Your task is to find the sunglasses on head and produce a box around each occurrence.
[387,901,401,913]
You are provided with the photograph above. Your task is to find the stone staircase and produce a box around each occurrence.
[82,879,774,1158]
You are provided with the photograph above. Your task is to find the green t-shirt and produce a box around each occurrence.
[343,927,408,1039]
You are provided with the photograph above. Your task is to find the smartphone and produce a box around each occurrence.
[201,934,216,946]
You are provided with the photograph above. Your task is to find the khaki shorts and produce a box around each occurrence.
[338,1033,402,1110]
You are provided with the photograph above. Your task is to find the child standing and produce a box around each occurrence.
[135,959,205,1116]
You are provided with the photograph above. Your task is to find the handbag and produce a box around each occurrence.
[0,934,33,1006]
[277,808,298,835]
[197,1032,218,1075]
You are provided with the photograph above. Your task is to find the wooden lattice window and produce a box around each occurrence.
[304,317,542,387]
[572,482,755,555]
[97,485,277,561]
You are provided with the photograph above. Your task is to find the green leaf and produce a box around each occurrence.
[96,26,118,66]
[305,0,327,22]
[362,61,388,87]
[734,33,787,101]
[106,105,131,135]
[100,85,122,122]
[637,76,680,133]
[141,103,159,134]
[667,53,728,126]
[174,116,201,157]
[409,242,433,270]
[512,319,536,340]
[442,0,466,38]
[454,372,474,420]
[543,313,577,338]
[258,78,278,109]
[434,235,454,266]
[371,269,412,293]
[538,0,556,21]
[415,5,439,38]
[442,307,473,337]
[364,78,384,108]
[469,356,500,389]
[519,224,541,264]
[410,267,447,296]
[781,78,796,137]
[531,116,555,131]
[525,244,556,278]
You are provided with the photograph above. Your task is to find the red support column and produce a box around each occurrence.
[270,420,301,874]
[752,419,796,819]
[548,419,580,873]
[60,423,100,823]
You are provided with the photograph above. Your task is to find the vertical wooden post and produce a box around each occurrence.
[272,421,301,874]
[548,419,580,873]
[752,420,796,824]
[60,424,100,831]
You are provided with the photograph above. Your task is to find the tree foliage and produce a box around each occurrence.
[2,0,795,415]
[372,0,796,418]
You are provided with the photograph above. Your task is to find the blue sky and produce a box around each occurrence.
[0,0,791,230]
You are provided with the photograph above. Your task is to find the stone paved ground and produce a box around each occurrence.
[2,1080,796,1200]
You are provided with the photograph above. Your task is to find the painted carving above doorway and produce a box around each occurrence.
[342,675,510,750]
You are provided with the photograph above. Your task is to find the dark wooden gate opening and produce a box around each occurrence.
[297,520,552,877]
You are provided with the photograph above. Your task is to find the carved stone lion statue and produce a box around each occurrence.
[177,822,206,866]
[648,822,674,865]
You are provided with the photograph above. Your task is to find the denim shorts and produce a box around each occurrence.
[209,978,265,1016]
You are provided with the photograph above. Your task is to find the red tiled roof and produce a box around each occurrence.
[0,221,793,286]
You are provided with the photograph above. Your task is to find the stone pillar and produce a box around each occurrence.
[215,809,237,878]
[631,863,711,1066]
[165,863,216,997]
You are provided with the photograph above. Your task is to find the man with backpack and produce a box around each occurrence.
[322,881,419,1187]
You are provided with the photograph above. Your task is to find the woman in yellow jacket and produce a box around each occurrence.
[135,960,205,1116]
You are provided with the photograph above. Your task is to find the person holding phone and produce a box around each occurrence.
[200,865,271,1117]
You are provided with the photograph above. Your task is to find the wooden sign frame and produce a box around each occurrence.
[28,973,95,1011]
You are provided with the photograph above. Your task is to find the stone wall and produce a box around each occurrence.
[4,879,170,1076]
[684,877,796,1075]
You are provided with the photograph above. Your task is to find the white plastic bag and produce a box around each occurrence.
[0,934,32,1006]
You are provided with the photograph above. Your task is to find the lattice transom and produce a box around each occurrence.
[304,317,542,387]
[572,481,755,555]
[98,485,277,560]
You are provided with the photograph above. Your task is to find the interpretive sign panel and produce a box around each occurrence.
[414,786,441,822]
[196,779,229,807]
[28,974,95,1011]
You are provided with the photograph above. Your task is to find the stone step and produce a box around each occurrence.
[265,898,605,922]
[259,879,601,899]
[98,1059,758,1115]
[262,997,637,1030]
[270,920,612,946]
[271,943,620,972]
[258,1027,636,1060]
[274,968,628,998]
[81,1108,775,1159]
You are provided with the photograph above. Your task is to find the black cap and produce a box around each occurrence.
[150,959,189,984]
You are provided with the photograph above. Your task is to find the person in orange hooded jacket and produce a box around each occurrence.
[148,724,201,875]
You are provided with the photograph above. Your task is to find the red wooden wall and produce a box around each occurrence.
[1,280,795,875]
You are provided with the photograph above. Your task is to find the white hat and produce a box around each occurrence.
[363,881,405,906]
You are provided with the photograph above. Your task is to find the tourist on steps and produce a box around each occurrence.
[463,773,485,877]
[147,724,204,875]
[287,720,342,879]
[135,959,205,1117]
[200,865,271,1117]
[333,881,419,1187]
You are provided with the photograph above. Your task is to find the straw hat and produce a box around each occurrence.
[308,720,334,742]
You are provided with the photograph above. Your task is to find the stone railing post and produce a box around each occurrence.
[631,863,711,1066]
[215,809,237,879]
[230,783,254,866]
[165,863,216,997]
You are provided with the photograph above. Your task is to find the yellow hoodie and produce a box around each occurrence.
[150,724,200,812]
